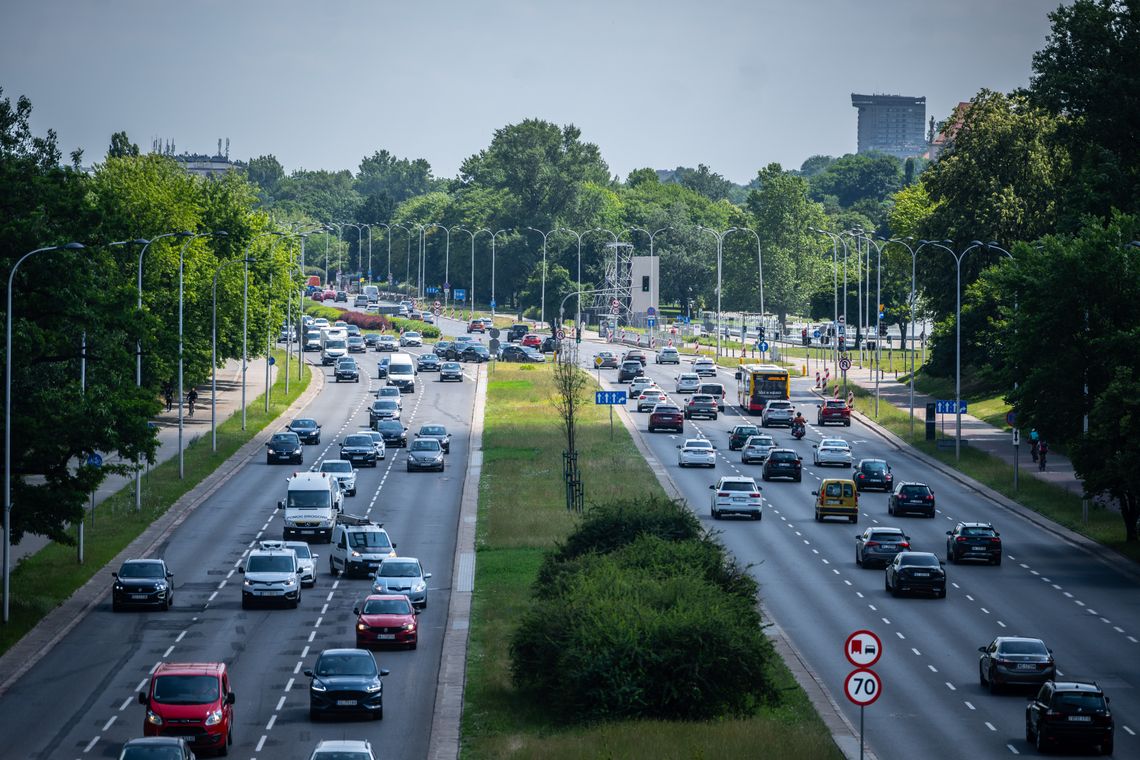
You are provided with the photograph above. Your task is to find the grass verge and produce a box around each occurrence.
[0,350,312,655]
[462,363,843,759]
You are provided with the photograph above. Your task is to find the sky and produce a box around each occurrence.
[0,0,1064,185]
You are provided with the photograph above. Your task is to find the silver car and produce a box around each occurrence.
[761,400,795,427]
[375,385,402,407]
[674,373,701,394]
[741,434,776,464]
[813,438,853,467]
[636,389,668,412]
[258,539,318,587]
[693,358,717,377]
[677,438,717,468]
[240,549,301,608]
[406,437,444,472]
[371,556,432,609]
[364,430,387,460]
[655,347,680,364]
[317,459,358,497]
[399,331,423,347]
[376,335,399,352]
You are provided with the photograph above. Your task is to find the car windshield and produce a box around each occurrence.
[862,461,887,472]
[961,526,996,537]
[826,400,846,408]
[348,532,391,549]
[442,363,460,370]
[685,440,712,449]
[901,485,930,496]
[770,451,797,461]
[999,640,1048,655]
[152,674,219,705]
[247,555,294,573]
[680,374,698,381]
[363,598,413,615]
[623,362,640,369]
[404,332,420,338]
[348,337,363,344]
[271,434,298,444]
[315,653,376,677]
[744,436,770,446]
[119,561,164,579]
[419,355,437,361]
[899,554,940,567]
[375,401,399,410]
[381,336,397,343]
[379,561,421,578]
[421,426,445,436]
[412,440,440,452]
[120,745,191,759]
[287,543,312,559]
[769,401,792,409]
[378,422,403,433]
[700,385,724,394]
[378,387,400,396]
[288,490,330,508]
[321,462,352,473]
[822,441,850,450]
[720,481,756,492]
[345,435,373,446]
[390,362,413,374]
[291,419,316,430]
[325,340,346,350]
[1053,693,1106,712]
[735,426,759,436]
[869,532,904,541]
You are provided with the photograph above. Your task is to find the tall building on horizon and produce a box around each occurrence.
[850,93,927,159]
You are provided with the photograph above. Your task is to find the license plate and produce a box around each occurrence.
[378,634,395,640]
[1068,715,1092,722]
[1016,664,1037,670]
[826,499,840,505]
[337,700,357,706]
[733,497,746,502]
[971,546,985,551]
[881,545,896,550]
[255,590,275,596]
[912,572,930,577]
[301,529,317,534]
[131,594,148,600]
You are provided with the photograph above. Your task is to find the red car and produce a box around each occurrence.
[648,404,684,433]
[354,593,419,649]
[521,334,542,348]
[467,320,486,334]
[817,399,852,426]
[139,662,235,755]
[623,349,648,366]
[322,288,337,301]
[311,291,324,301]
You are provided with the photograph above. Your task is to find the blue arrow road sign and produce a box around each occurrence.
[490,298,496,308]
[759,341,769,352]
[647,317,656,327]
[813,329,821,339]
[936,400,968,414]
[86,453,103,468]
[595,390,628,405]
[453,289,466,302]
[268,356,276,366]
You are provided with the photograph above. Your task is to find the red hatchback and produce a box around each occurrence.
[322,288,337,301]
[354,594,419,649]
[648,404,684,433]
[521,334,542,348]
[139,662,235,755]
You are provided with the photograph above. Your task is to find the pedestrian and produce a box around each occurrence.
[162,382,174,412]
[1030,428,1040,463]
[186,387,199,417]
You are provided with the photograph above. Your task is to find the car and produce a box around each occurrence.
[507,323,529,342]
[655,347,680,364]
[278,324,298,342]
[363,333,381,348]
[499,344,530,362]
[347,335,366,353]
[467,319,485,333]
[354,295,368,308]
[622,349,647,366]
[594,351,618,369]
[354,594,419,650]
[741,434,776,464]
[648,403,684,433]
[693,357,717,377]
[817,398,852,426]
[305,648,389,721]
[946,522,1002,564]
[761,399,795,427]
[853,458,893,491]
[362,430,387,459]
[674,373,701,394]
[697,382,727,411]
[417,423,451,453]
[112,558,174,611]
[369,398,401,424]
[540,336,560,353]
[267,431,304,464]
[709,475,763,520]
[480,316,494,327]
[636,389,668,412]
[280,540,318,587]
[118,736,197,760]
[520,346,546,362]
[521,333,542,348]
[762,448,803,481]
[309,739,377,760]
[459,343,491,363]
[334,290,348,303]
[375,420,408,448]
[340,433,379,468]
[684,394,718,420]
[1025,681,1113,754]
[813,438,852,467]
[417,353,441,371]
[978,636,1056,693]
[728,424,760,451]
[345,324,362,337]
[288,418,321,444]
[854,527,910,568]
[407,437,445,471]
[318,459,357,497]
[677,438,716,467]
[399,330,422,347]
[439,361,464,381]
[434,340,455,358]
[884,551,946,598]
[453,335,478,348]
[376,356,390,378]
[365,302,379,312]
[240,547,301,608]
[138,662,235,755]
[303,330,322,351]
[628,376,656,397]
[322,289,337,301]
[618,360,644,382]
[334,357,360,383]
[376,334,399,352]
[312,317,330,328]
[889,482,936,517]
[371,557,432,609]
[375,385,402,405]
[421,312,435,324]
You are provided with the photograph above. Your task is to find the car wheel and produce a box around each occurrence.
[752,512,762,521]
[679,462,686,468]
[849,515,857,524]
[794,475,802,482]
[1102,738,1113,755]
[218,732,229,756]
[165,595,173,610]
[329,558,339,577]
[112,599,122,613]
[884,575,891,593]
[712,506,720,520]
[980,663,987,688]
[712,413,718,420]
[988,669,998,693]
[762,472,770,481]
[761,419,768,428]
[241,597,250,610]
[375,706,383,720]
[291,595,300,609]
[1025,719,1035,744]
[845,421,851,426]
[310,708,320,721]
[888,502,895,515]
[856,551,862,566]
[993,555,1002,566]
[1036,727,1048,753]
[938,586,947,599]
[946,548,955,563]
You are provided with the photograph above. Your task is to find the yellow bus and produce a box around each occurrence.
[735,364,790,414]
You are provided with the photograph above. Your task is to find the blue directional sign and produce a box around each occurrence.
[647,317,656,327]
[935,400,968,414]
[268,356,276,366]
[758,341,769,352]
[453,288,467,302]
[86,453,103,468]
[813,329,821,339]
[595,390,627,405]
[490,298,496,308]
[426,286,439,295]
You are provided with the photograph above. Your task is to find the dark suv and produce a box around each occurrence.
[728,424,760,451]
[889,482,936,517]
[762,448,802,482]
[684,394,718,420]
[618,360,644,382]
[853,458,893,491]
[335,357,360,383]
[1026,681,1113,755]
[946,522,1002,565]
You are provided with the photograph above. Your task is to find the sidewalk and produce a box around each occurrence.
[10,357,279,565]
[832,363,1083,496]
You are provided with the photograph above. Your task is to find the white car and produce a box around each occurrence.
[709,476,763,520]
[693,357,717,377]
[258,539,317,587]
[399,331,423,347]
[376,335,399,352]
[677,438,717,468]
[317,459,358,496]
[674,373,701,394]
[813,438,853,467]
[422,313,435,324]
[655,347,680,364]
[309,739,375,760]
[312,317,330,329]
[365,302,380,312]
[741,434,776,464]
[629,377,656,397]
[636,389,668,412]
[762,399,796,427]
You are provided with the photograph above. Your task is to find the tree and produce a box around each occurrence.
[106,130,139,159]
[518,262,575,331]
[356,150,437,204]
[245,154,285,200]
[625,167,659,187]
[674,164,735,202]
[809,152,902,209]
[550,359,589,513]
[798,155,834,177]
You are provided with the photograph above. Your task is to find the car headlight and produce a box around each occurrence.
[365,681,382,693]
[204,709,223,726]
[403,622,417,631]
[287,575,298,586]
[146,710,163,726]
[351,551,361,558]
[310,679,327,692]
[412,580,426,593]
[243,579,254,587]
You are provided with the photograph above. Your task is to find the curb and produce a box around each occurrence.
[0,361,326,697]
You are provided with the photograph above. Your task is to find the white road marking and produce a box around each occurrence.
[895,631,905,639]
[118,697,132,711]
[911,647,921,656]
[1123,725,1135,736]
[162,646,174,658]
[928,664,938,673]
[275,695,286,711]
[255,735,267,752]
[83,737,99,753]
[102,716,115,731]
[946,682,956,691]
[964,701,976,710]
[985,722,996,731]
[285,677,295,691]
[1007,744,1019,754]
[175,631,186,643]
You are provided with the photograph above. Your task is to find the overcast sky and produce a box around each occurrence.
[1,0,1063,184]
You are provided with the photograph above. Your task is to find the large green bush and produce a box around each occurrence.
[302,302,440,338]
[545,495,703,564]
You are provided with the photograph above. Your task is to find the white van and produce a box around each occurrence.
[277,471,342,542]
[386,352,417,393]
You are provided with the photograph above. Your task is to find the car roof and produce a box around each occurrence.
[321,458,351,466]
[314,739,373,751]
[869,527,905,534]
[154,662,225,676]
[1048,681,1103,692]
[718,475,758,484]
[122,558,165,565]
[956,521,994,528]
[820,438,849,445]
[682,438,711,445]
[897,551,937,559]
[691,394,714,400]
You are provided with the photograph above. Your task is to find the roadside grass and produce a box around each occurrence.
[904,371,1013,430]
[842,385,1139,564]
[463,363,843,759]
[0,351,311,655]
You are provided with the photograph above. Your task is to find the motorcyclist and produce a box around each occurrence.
[791,411,807,438]
[1038,439,1049,471]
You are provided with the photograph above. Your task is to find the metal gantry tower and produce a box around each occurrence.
[593,241,634,316]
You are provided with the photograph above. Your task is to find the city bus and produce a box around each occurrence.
[735,363,790,414]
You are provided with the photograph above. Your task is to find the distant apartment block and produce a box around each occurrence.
[850,93,927,159]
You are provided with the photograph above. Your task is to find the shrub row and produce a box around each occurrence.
[300,302,441,338]
[510,496,776,723]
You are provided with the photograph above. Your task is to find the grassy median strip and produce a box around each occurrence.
[463,362,843,759]
[0,351,312,655]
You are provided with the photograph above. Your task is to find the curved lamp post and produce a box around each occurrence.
[524,227,552,327]
[241,231,284,430]
[883,236,921,436]
[426,224,452,306]
[696,226,731,357]
[809,227,842,381]
[725,227,765,336]
[477,228,510,315]
[211,256,252,450]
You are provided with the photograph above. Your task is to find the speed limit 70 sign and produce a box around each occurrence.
[844,668,881,706]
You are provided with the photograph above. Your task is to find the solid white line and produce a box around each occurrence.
[102,716,116,731]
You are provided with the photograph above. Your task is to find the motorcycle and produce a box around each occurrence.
[791,422,806,440]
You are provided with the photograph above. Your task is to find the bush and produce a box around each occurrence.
[300,303,441,338]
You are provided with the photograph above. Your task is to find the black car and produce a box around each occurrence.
[540,336,560,353]
[439,362,463,382]
[885,552,946,598]
[334,290,348,302]
[762,448,802,482]
[978,636,1055,693]
[888,482,936,517]
[853,458,893,491]
[499,344,529,363]
[507,323,529,342]
[618,360,644,382]
[340,433,379,467]
[946,522,1002,565]
[305,648,389,721]
[1026,681,1113,755]
[287,418,321,444]
[347,335,367,353]
[459,344,491,363]
[118,737,196,760]
[728,424,760,451]
[417,353,441,372]
[334,357,360,383]
[267,431,304,464]
[417,423,451,454]
[363,333,381,348]
[111,558,174,611]
[433,341,454,358]
[375,420,408,448]
[855,527,910,568]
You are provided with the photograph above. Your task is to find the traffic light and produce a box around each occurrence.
[838,336,846,351]
[878,322,887,337]
[758,326,766,340]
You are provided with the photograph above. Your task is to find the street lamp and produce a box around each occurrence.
[5,241,85,624]
[725,227,765,334]
[212,256,252,450]
[883,236,921,436]
[426,224,452,307]
[524,227,552,328]
[696,226,731,357]
[552,228,583,329]
[855,232,885,416]
[809,227,842,382]
[241,231,284,431]
[477,228,510,315]
[373,222,396,288]
[339,222,366,285]
[453,226,477,319]
[406,223,426,297]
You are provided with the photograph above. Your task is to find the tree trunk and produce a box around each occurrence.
[1121,491,1139,542]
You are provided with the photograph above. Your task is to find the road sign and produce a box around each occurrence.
[610,303,620,315]
[433,307,441,316]
[426,286,439,295]
[1012,429,1020,446]
[647,306,656,317]
[595,390,627,405]
[453,288,466,302]
[1006,411,1017,427]
[434,300,441,308]
[813,329,821,339]
[490,298,496,308]
[557,329,565,340]
[86,453,103,468]
[489,328,501,339]
[935,399,968,414]
[268,356,276,366]
[839,357,852,371]
[444,282,450,290]
[647,317,656,327]
[489,338,501,353]
[758,341,769,352]
[845,630,882,667]
[844,668,882,706]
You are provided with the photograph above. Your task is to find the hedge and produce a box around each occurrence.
[302,302,441,339]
